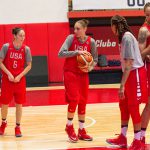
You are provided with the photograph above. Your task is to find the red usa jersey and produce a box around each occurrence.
[142,22,150,47]
[64,35,91,73]
[2,43,25,77]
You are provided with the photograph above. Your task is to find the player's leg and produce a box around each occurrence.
[64,71,79,142]
[0,79,13,135]
[0,104,8,135]
[141,98,150,143]
[141,64,150,144]
[14,78,26,137]
[78,74,92,141]
[106,97,129,148]
[128,104,143,150]
[15,104,22,137]
[126,68,144,149]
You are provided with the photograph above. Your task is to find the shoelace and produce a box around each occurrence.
[68,126,75,135]
[16,127,21,133]
[80,129,87,134]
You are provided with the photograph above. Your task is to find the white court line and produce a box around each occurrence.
[0,116,96,138]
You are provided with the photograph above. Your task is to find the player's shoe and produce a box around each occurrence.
[106,133,127,148]
[0,122,7,135]
[15,126,22,137]
[129,139,144,150]
[65,124,78,142]
[78,128,93,141]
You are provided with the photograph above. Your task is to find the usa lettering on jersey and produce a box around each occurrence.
[10,52,23,60]
[74,44,88,51]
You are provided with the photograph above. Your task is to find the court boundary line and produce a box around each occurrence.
[26,84,119,91]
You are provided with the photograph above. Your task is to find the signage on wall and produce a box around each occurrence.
[72,0,149,10]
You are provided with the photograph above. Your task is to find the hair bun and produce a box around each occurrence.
[82,19,89,26]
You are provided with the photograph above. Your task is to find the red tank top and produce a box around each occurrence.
[64,35,91,73]
[142,22,150,47]
[2,43,25,77]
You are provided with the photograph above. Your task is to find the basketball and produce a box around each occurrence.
[77,52,93,72]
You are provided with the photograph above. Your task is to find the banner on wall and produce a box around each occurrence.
[72,0,149,10]
[70,26,140,70]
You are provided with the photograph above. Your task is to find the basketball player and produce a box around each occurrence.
[58,19,98,142]
[106,15,148,149]
[138,2,150,144]
[0,27,32,137]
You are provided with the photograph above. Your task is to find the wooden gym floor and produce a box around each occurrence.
[0,84,150,150]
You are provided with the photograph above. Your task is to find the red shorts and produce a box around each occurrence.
[0,77,26,104]
[146,62,150,96]
[64,71,89,104]
[125,66,148,105]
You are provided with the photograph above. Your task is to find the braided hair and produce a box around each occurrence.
[111,15,132,43]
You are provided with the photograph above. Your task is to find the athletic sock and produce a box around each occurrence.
[79,120,85,130]
[134,130,141,140]
[141,128,146,138]
[121,125,128,137]
[67,118,73,126]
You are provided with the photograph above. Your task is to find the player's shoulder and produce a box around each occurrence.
[90,37,96,44]
[25,45,30,51]
[65,34,74,45]
[122,32,134,43]
[67,34,74,40]
[1,43,9,51]
[139,26,148,33]
[2,43,9,48]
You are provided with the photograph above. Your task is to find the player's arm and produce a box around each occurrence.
[120,59,133,89]
[0,58,14,82]
[0,44,14,82]
[91,38,98,66]
[88,38,98,71]
[119,59,133,99]
[138,27,150,58]
[119,35,134,99]
[58,34,81,58]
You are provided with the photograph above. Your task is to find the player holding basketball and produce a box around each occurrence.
[0,27,32,137]
[106,15,148,149]
[138,2,150,144]
[58,19,98,142]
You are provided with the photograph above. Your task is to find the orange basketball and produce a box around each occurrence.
[77,52,93,72]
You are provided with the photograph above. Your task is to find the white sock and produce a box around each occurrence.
[2,119,7,123]
[134,131,141,140]
[121,127,128,137]
[79,121,84,129]
[141,130,146,138]
[67,120,73,126]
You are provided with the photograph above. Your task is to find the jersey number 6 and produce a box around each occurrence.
[13,61,17,68]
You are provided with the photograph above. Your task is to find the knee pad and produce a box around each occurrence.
[78,103,86,115]
[128,105,141,124]
[119,101,130,121]
[68,100,78,113]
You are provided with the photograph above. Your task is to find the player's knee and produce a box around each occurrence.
[68,101,78,113]
[78,103,86,115]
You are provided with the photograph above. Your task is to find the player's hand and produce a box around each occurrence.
[8,73,14,82]
[79,65,89,73]
[118,85,125,100]
[14,75,21,83]
[145,55,150,62]
[78,51,89,55]
[88,61,94,72]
